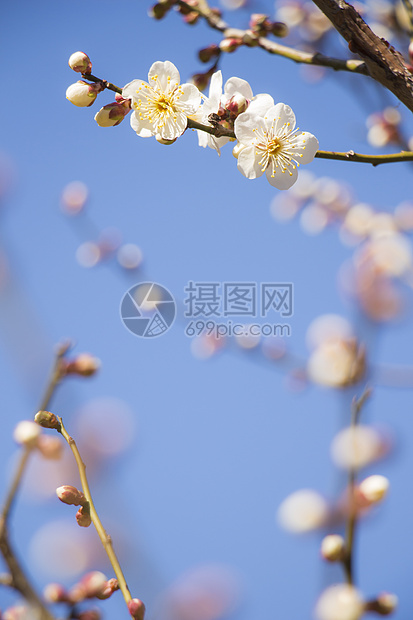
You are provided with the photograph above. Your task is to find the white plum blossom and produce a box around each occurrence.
[234,102,319,190]
[193,70,273,155]
[122,61,201,141]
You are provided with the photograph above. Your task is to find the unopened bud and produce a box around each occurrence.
[68,51,92,74]
[65,353,101,376]
[219,38,242,53]
[97,578,119,600]
[94,101,131,127]
[178,0,198,14]
[76,505,92,527]
[37,435,63,459]
[79,572,108,598]
[366,592,398,615]
[128,598,146,620]
[358,475,389,504]
[249,13,271,35]
[44,583,69,603]
[183,11,199,24]
[321,534,346,562]
[198,44,220,63]
[56,485,86,506]
[13,421,41,447]
[35,410,61,430]
[155,133,177,145]
[271,21,289,37]
[225,93,249,117]
[191,72,211,92]
[149,1,173,19]
[66,81,104,107]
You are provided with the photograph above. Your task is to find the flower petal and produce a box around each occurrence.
[148,60,180,93]
[122,79,148,101]
[224,77,253,100]
[247,94,274,118]
[208,70,223,107]
[264,103,296,133]
[130,112,153,137]
[176,83,202,114]
[237,145,264,179]
[159,110,187,140]
[234,112,264,146]
[265,165,298,190]
[290,132,319,164]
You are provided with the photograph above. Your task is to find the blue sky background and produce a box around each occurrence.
[2,1,413,619]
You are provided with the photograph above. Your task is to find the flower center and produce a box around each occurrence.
[267,138,281,156]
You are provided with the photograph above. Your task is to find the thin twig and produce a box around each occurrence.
[57,416,133,608]
[342,386,372,585]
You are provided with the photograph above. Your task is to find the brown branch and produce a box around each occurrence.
[310,0,413,113]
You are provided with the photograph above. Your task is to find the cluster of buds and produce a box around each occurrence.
[56,485,92,527]
[249,13,289,38]
[44,571,119,606]
[206,91,250,134]
[66,52,132,128]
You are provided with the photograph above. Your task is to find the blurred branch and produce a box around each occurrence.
[0,343,70,619]
[342,386,372,585]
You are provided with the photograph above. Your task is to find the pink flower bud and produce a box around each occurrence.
[37,435,63,459]
[198,44,220,63]
[44,583,69,603]
[56,485,86,506]
[242,30,259,47]
[225,93,249,117]
[66,81,104,107]
[65,353,101,376]
[76,505,92,527]
[358,475,389,504]
[35,410,61,430]
[249,13,271,34]
[219,38,242,53]
[13,421,41,447]
[96,578,119,600]
[80,572,108,598]
[68,51,92,74]
[128,598,146,620]
[149,1,174,19]
[94,101,131,127]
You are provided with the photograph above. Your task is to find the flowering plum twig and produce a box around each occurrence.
[78,71,413,166]
[342,386,372,585]
[37,411,135,612]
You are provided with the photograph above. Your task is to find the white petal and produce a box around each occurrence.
[122,79,148,100]
[197,130,209,148]
[234,112,263,145]
[290,132,319,164]
[265,165,298,190]
[159,110,187,140]
[247,94,274,117]
[208,70,223,107]
[237,145,264,179]
[176,83,202,114]
[224,77,253,100]
[148,60,180,92]
[264,103,296,133]
[130,112,154,137]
